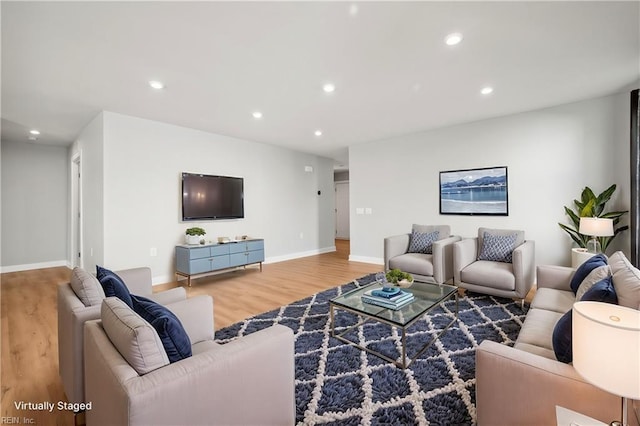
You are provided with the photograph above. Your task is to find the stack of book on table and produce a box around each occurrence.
[361,287,415,310]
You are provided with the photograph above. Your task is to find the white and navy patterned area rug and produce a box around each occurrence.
[215,274,528,426]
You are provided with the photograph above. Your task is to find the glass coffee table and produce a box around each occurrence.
[329,280,458,369]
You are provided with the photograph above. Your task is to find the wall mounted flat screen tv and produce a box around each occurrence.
[181,173,244,220]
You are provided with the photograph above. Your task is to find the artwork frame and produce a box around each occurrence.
[439,166,509,216]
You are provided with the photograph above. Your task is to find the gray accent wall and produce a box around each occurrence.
[349,93,633,266]
[1,140,69,269]
[70,113,105,274]
[74,111,335,282]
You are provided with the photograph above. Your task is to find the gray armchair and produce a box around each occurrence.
[58,266,186,405]
[384,224,461,284]
[84,296,295,426]
[453,227,535,302]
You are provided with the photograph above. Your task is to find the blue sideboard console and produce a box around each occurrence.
[175,239,264,286]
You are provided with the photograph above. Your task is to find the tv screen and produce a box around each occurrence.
[181,173,244,220]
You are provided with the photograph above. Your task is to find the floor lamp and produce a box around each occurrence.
[573,301,640,426]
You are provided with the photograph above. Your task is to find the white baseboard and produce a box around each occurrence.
[348,255,384,265]
[152,275,174,285]
[0,260,70,273]
[265,246,336,264]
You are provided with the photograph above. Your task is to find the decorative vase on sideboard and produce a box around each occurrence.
[186,235,201,245]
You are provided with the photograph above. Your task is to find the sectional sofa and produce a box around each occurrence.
[476,251,640,425]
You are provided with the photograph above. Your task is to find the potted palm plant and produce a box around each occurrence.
[185,227,206,245]
[558,184,628,253]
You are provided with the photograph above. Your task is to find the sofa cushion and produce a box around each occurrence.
[408,230,439,254]
[516,308,563,354]
[569,254,607,294]
[529,288,575,314]
[575,265,612,301]
[132,295,192,363]
[552,277,618,363]
[70,267,105,307]
[478,232,518,263]
[389,253,434,277]
[460,260,514,291]
[609,251,640,309]
[101,297,169,375]
[97,266,133,308]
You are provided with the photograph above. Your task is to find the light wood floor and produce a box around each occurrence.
[1,240,379,425]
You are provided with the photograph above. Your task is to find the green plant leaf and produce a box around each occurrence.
[560,184,627,254]
[580,198,596,217]
[593,185,616,216]
[558,223,588,247]
[563,207,581,227]
[600,210,629,219]
[186,227,206,236]
[595,184,616,205]
[581,187,596,205]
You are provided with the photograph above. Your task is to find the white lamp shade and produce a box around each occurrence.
[573,301,640,399]
[578,217,614,237]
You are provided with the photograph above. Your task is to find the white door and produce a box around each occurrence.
[335,182,350,239]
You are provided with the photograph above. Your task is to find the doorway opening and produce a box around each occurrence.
[70,154,82,268]
[335,181,350,240]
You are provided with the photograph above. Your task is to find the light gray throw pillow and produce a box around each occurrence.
[609,251,640,309]
[70,267,105,307]
[101,297,169,375]
[575,264,612,301]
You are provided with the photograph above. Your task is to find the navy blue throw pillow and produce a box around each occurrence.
[553,276,618,363]
[552,310,573,363]
[96,266,133,308]
[131,295,192,363]
[581,276,618,304]
[569,254,608,294]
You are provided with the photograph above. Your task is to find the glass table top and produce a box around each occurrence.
[330,281,458,327]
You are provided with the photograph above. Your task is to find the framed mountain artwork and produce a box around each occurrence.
[439,166,508,216]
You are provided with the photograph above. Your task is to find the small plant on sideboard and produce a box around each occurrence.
[185,227,206,245]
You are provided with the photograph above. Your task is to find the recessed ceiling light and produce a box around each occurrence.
[314,130,323,137]
[149,80,165,90]
[349,4,359,16]
[322,83,335,93]
[29,129,40,135]
[481,86,494,95]
[445,33,463,46]
[252,111,263,119]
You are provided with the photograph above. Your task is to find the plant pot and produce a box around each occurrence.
[397,279,413,288]
[186,235,201,245]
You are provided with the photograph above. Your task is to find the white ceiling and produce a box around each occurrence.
[2,1,639,168]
